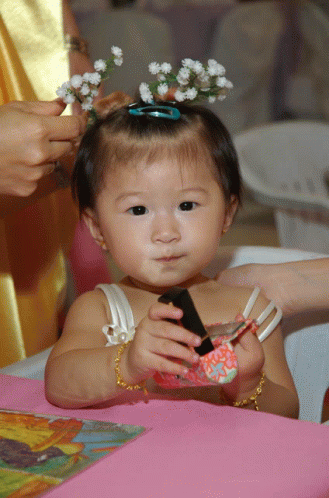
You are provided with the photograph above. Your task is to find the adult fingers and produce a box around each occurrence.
[45,114,85,140]
[7,99,66,117]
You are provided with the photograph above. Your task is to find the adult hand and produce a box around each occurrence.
[0,99,85,196]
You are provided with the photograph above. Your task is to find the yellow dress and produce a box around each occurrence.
[0,2,78,367]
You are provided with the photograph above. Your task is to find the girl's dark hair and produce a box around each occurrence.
[72,101,242,214]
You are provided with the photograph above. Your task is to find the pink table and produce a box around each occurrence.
[2,374,329,497]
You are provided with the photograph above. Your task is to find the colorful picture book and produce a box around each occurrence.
[0,409,147,498]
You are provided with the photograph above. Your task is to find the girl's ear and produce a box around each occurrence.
[82,209,108,250]
[222,196,239,235]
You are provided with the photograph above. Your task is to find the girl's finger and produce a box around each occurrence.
[148,302,184,321]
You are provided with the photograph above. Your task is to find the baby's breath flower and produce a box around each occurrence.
[193,61,204,75]
[111,46,122,57]
[225,79,233,89]
[91,89,99,97]
[94,59,106,72]
[149,62,161,74]
[182,58,194,69]
[139,83,153,103]
[157,83,169,96]
[208,96,216,103]
[89,72,102,85]
[177,67,190,85]
[82,72,93,82]
[81,102,93,111]
[185,88,198,100]
[80,84,90,96]
[56,85,68,98]
[63,93,75,104]
[114,57,123,66]
[161,62,172,74]
[157,74,166,82]
[70,75,83,89]
[216,77,227,88]
[174,90,186,102]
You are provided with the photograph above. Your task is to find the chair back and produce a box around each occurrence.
[209,2,285,134]
[204,245,329,422]
[234,120,329,253]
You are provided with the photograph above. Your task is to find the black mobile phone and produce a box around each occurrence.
[158,286,214,356]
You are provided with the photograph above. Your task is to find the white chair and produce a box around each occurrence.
[233,120,329,254]
[77,9,174,96]
[208,2,285,135]
[2,246,328,422]
[203,245,329,423]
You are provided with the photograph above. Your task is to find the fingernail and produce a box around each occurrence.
[194,337,201,346]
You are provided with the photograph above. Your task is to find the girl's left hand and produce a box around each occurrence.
[222,331,265,399]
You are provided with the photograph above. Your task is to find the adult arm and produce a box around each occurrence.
[217,258,329,317]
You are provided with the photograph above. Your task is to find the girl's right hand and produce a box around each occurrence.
[121,302,202,385]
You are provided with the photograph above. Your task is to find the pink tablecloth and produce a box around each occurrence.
[1,374,329,498]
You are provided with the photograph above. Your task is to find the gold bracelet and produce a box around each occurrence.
[233,372,266,411]
[114,340,148,396]
[64,34,90,57]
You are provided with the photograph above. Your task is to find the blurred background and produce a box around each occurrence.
[70,0,329,270]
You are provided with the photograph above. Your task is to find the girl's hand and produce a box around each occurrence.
[222,330,265,399]
[122,302,202,385]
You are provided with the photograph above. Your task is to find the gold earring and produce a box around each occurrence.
[100,241,107,250]
[222,228,228,235]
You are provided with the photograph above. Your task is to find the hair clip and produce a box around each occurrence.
[128,104,181,120]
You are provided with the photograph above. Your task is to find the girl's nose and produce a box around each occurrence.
[151,214,181,243]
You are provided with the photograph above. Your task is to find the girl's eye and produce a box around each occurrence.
[128,205,148,216]
[179,201,197,211]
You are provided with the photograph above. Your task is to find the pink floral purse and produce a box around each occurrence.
[153,287,258,389]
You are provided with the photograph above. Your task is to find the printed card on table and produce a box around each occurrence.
[0,409,147,498]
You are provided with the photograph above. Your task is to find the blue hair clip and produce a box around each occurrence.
[128,105,180,120]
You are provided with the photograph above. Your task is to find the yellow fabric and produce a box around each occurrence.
[0,5,78,367]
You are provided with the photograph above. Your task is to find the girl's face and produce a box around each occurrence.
[84,158,238,293]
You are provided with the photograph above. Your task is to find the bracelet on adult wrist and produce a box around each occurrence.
[233,372,266,411]
[64,34,90,57]
[114,340,148,396]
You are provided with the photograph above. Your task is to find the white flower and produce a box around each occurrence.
[208,96,216,103]
[177,67,190,85]
[157,74,166,82]
[81,101,93,111]
[139,83,153,103]
[91,89,99,97]
[63,93,75,104]
[207,59,225,76]
[174,90,186,102]
[70,75,83,89]
[161,62,172,74]
[82,72,92,82]
[185,87,198,100]
[89,72,102,85]
[216,77,227,88]
[193,61,204,75]
[182,58,195,69]
[225,79,233,89]
[80,84,90,96]
[56,81,70,98]
[111,46,122,57]
[218,94,226,101]
[114,57,123,66]
[94,59,106,72]
[149,62,161,74]
[56,86,68,98]
[157,83,169,96]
